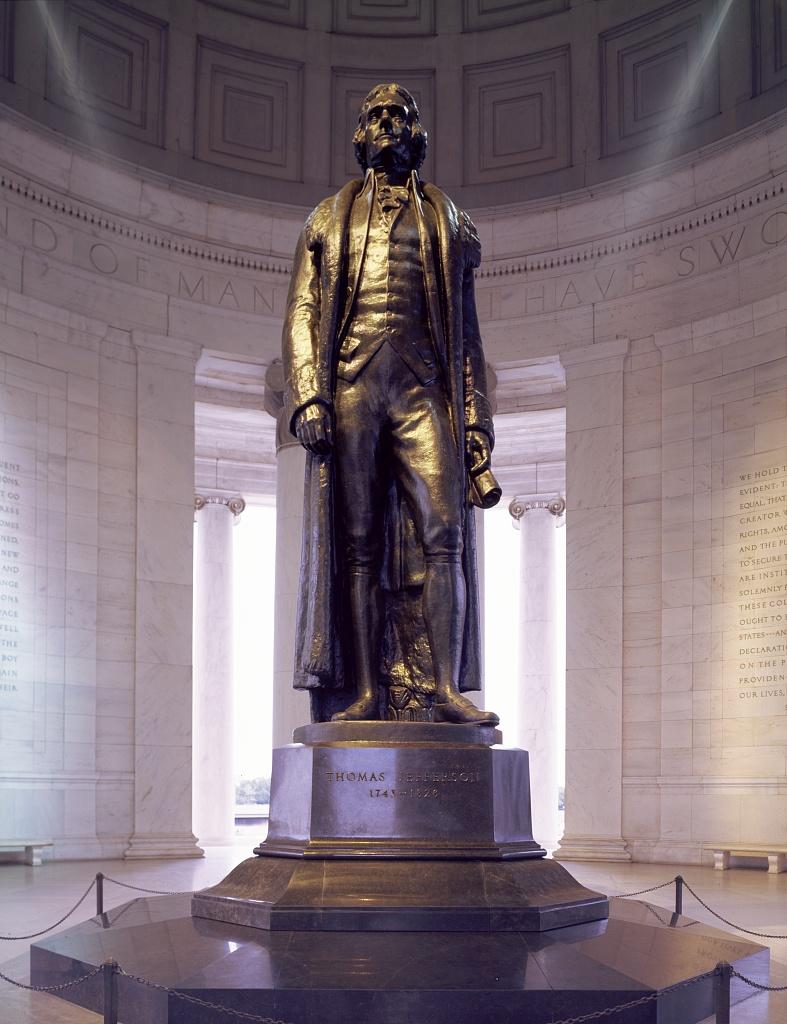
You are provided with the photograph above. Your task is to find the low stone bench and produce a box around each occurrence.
[0,840,53,866]
[708,846,787,874]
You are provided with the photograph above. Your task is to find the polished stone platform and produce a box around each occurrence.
[30,894,769,1024]
[191,853,608,931]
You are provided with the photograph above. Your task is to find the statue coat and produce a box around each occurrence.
[282,170,494,721]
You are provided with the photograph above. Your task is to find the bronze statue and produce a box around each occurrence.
[282,83,500,725]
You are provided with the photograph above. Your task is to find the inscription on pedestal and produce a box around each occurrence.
[323,766,483,800]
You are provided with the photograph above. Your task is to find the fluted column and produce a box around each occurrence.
[510,495,565,851]
[264,361,310,748]
[193,494,245,845]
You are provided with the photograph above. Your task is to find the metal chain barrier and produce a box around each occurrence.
[730,967,787,992]
[118,967,715,1024]
[0,962,104,993]
[544,971,715,1024]
[682,879,787,940]
[100,874,196,896]
[2,871,786,1024]
[612,878,676,898]
[0,878,97,940]
[119,968,293,1024]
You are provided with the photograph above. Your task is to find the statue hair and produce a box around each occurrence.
[352,83,428,172]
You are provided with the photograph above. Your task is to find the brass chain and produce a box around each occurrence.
[731,967,787,992]
[0,962,103,993]
[101,874,197,896]
[0,878,96,940]
[682,880,787,940]
[612,878,675,898]
[120,969,292,1023]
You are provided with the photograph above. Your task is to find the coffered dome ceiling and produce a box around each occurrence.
[0,0,784,209]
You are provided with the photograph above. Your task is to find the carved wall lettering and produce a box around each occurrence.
[195,37,303,181]
[600,0,720,156]
[463,0,568,32]
[463,47,571,185]
[330,67,435,184]
[332,0,435,36]
[721,456,787,722]
[44,0,167,146]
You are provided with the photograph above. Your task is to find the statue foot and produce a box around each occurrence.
[433,691,499,726]
[331,694,379,722]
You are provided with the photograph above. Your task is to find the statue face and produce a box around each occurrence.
[362,92,413,171]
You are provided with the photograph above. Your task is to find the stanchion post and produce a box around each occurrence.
[102,958,119,1024]
[714,961,731,1024]
[96,872,104,917]
[674,875,684,916]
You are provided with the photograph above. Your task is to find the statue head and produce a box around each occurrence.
[352,83,428,174]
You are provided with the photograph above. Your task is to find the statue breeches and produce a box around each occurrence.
[333,342,463,574]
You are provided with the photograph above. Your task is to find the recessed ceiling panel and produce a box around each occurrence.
[463,47,571,184]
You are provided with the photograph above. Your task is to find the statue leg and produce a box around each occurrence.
[331,366,385,722]
[424,555,498,726]
[391,376,499,726]
[332,570,382,721]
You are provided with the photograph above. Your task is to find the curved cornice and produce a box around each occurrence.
[2,154,785,288]
[0,171,292,276]
[476,178,787,279]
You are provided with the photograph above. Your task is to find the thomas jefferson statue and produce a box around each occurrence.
[283,84,500,725]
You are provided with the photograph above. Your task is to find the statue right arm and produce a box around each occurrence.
[282,204,333,438]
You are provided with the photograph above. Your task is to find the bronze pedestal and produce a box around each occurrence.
[191,723,608,932]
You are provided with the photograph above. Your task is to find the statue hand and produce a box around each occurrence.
[465,429,491,476]
[295,403,333,456]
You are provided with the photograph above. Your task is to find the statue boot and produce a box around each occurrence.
[433,684,499,726]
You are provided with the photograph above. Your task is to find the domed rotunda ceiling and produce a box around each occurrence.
[0,0,784,210]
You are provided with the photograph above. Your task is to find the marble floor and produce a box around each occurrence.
[1,844,786,1024]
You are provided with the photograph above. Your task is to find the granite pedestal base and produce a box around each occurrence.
[30,895,770,1024]
[191,721,608,931]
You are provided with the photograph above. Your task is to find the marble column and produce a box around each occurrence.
[263,361,310,749]
[554,339,630,863]
[509,496,565,851]
[126,332,203,859]
[193,494,245,845]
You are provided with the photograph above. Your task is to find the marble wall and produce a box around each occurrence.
[2,94,787,860]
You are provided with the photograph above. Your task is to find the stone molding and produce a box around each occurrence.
[0,169,292,276]
[124,833,204,860]
[131,329,202,363]
[554,835,631,863]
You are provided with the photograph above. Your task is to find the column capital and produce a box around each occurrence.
[195,494,246,517]
[508,495,566,524]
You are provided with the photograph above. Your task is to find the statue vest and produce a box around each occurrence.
[337,192,438,384]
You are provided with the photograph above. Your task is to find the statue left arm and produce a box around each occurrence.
[459,212,494,465]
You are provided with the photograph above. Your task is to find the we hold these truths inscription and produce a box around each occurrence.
[725,456,787,720]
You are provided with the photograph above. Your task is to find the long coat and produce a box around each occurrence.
[282,171,494,721]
